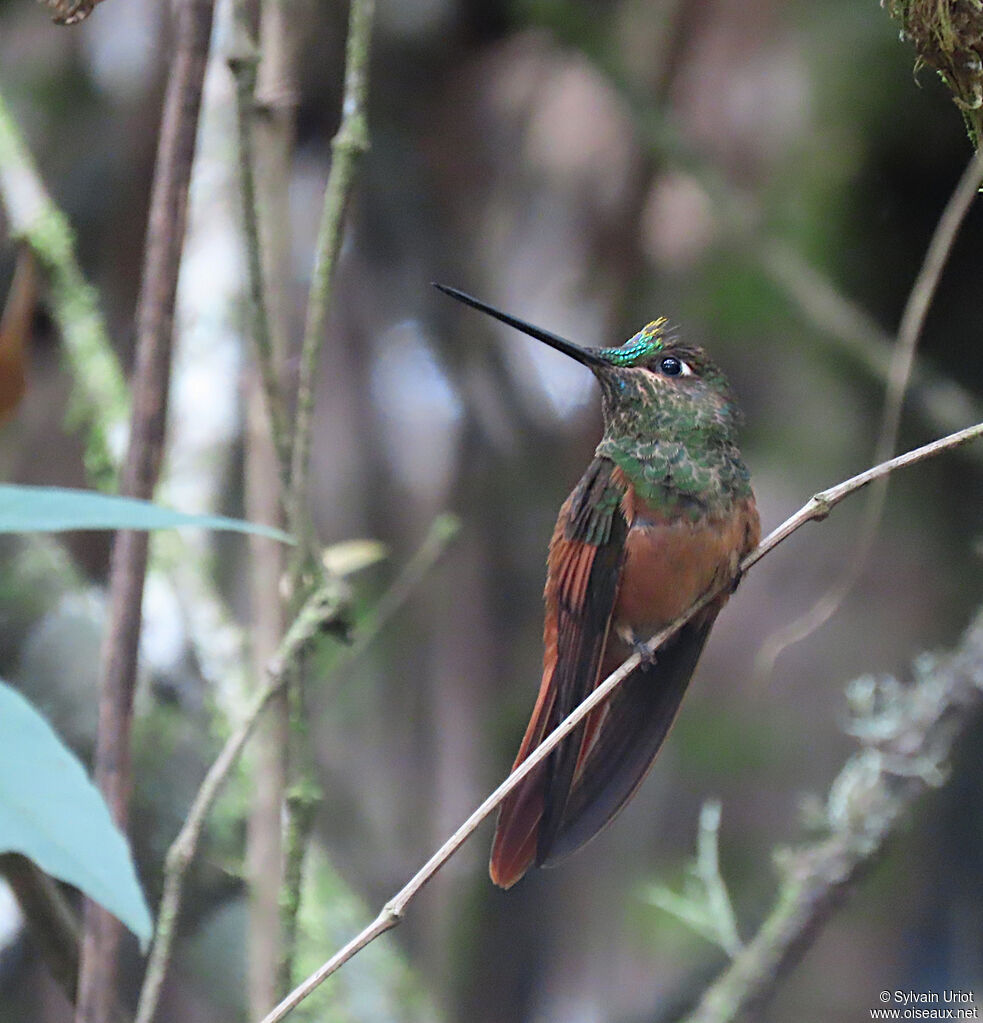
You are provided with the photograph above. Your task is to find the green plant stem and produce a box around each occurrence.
[277,769,320,995]
[275,0,376,995]
[274,514,458,994]
[0,90,128,487]
[228,6,292,491]
[288,0,375,550]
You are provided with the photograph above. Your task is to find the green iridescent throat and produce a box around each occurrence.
[595,359,751,520]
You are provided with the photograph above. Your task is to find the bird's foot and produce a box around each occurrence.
[631,634,659,668]
[730,566,746,593]
[617,624,659,667]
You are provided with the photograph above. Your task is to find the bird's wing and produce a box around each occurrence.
[489,457,629,887]
[540,609,718,865]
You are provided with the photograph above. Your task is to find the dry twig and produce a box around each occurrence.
[259,419,983,1023]
[755,146,983,679]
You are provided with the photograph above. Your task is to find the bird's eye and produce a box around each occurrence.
[658,355,693,377]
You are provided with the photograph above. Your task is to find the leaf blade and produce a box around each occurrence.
[0,681,153,948]
[0,485,292,543]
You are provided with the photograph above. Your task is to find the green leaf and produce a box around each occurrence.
[0,485,292,543]
[0,681,153,948]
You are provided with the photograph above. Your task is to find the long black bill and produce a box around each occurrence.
[434,283,608,370]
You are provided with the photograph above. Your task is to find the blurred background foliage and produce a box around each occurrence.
[0,0,981,1020]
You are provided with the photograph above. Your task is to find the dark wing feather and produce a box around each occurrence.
[489,457,628,887]
[536,467,629,862]
[540,610,717,865]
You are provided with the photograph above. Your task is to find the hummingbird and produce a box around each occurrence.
[435,284,760,889]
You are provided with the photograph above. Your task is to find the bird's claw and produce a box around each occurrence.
[632,636,659,668]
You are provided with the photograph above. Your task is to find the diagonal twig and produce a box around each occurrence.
[133,514,457,1023]
[258,418,983,1023]
[754,146,983,680]
[133,580,348,1023]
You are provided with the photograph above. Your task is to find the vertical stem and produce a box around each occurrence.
[288,0,375,548]
[74,2,216,1021]
[274,0,376,996]
[244,0,298,1014]
[244,380,290,1017]
[230,6,292,487]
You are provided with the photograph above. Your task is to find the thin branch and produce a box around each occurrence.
[133,516,456,1023]
[241,0,300,1010]
[755,146,983,679]
[288,0,375,545]
[75,3,216,1021]
[680,610,983,1023]
[0,853,80,1003]
[273,0,376,994]
[275,515,460,994]
[258,419,983,1023]
[133,581,346,1023]
[227,4,292,489]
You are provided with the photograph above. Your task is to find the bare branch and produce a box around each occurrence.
[755,146,983,678]
[259,419,983,1023]
[75,2,216,1020]
[240,0,300,1009]
[227,2,292,490]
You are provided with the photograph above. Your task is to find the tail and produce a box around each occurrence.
[489,615,716,886]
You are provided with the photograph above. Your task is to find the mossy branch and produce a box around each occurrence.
[0,90,128,486]
[679,616,983,1022]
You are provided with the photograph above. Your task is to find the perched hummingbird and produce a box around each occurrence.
[435,284,760,889]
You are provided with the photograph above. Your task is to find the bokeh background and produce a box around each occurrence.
[1,0,982,1021]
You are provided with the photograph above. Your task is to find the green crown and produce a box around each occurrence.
[597,317,668,367]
